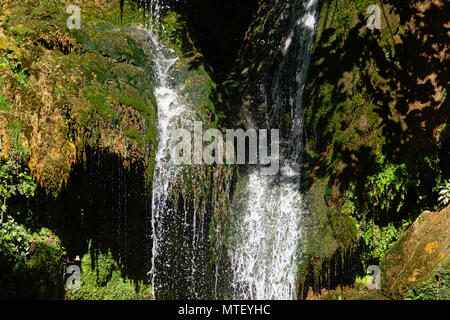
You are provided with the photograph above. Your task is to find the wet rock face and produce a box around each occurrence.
[381,205,450,299]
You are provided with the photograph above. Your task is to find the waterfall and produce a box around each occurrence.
[140,1,212,299]
[227,0,319,300]
[147,30,185,297]
[136,0,318,300]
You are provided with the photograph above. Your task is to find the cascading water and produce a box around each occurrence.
[227,0,319,300]
[146,30,187,297]
[135,0,318,300]
[141,1,213,299]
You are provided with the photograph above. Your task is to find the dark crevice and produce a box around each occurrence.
[183,0,259,78]
[21,147,152,284]
[130,0,259,79]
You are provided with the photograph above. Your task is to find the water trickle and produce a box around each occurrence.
[227,0,319,300]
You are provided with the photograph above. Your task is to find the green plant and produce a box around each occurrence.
[54,87,66,97]
[0,147,36,223]
[0,215,30,259]
[0,56,29,89]
[0,218,65,299]
[1,121,36,202]
[15,68,29,88]
[438,180,450,208]
[366,155,412,215]
[359,219,411,268]
[7,122,29,161]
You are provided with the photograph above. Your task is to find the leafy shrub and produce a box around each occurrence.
[366,155,412,215]
[438,180,450,208]
[0,216,29,259]
[359,219,411,268]
[0,55,29,89]
[0,218,65,299]
[0,158,36,220]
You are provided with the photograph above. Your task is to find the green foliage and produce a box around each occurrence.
[0,215,30,259]
[26,239,64,298]
[366,155,412,214]
[0,55,29,89]
[0,157,36,220]
[66,243,153,300]
[0,218,65,299]
[0,94,11,112]
[359,219,411,268]
[7,121,28,160]
[437,180,450,208]
[54,87,65,98]
[15,68,29,88]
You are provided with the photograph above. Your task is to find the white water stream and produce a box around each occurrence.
[227,0,319,300]
[142,29,195,297]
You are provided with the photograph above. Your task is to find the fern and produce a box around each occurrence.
[438,180,450,208]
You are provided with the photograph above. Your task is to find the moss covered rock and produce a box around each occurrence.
[0,0,157,195]
[0,0,157,300]
[381,205,450,299]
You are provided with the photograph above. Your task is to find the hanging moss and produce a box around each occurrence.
[0,0,158,195]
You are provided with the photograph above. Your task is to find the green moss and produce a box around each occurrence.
[159,11,196,57]
[304,178,339,262]
[125,129,143,147]
[405,257,449,300]
[119,95,150,115]
[27,240,64,299]
[0,94,11,111]
[0,0,160,196]
[83,86,115,120]
[72,26,148,68]
[172,55,222,128]
[65,244,153,300]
